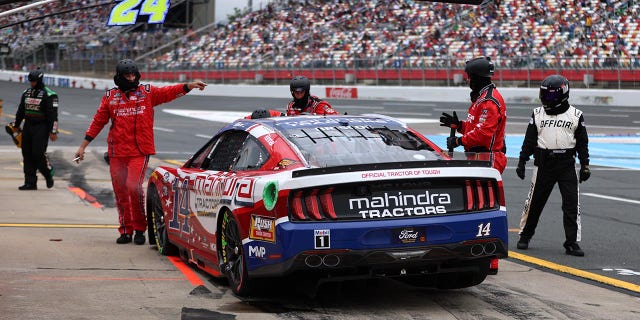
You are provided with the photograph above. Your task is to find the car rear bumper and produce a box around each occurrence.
[246,211,508,278]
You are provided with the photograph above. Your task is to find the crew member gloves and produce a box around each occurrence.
[440,112,460,129]
[579,165,590,183]
[446,136,462,150]
[516,160,526,180]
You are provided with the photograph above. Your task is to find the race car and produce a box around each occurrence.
[146,114,508,296]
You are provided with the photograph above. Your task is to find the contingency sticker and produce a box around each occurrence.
[314,229,331,249]
[249,215,275,242]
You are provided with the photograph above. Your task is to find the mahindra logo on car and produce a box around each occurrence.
[325,87,358,99]
[349,191,451,219]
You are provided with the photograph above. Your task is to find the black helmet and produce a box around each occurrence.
[540,74,570,111]
[290,75,310,94]
[290,75,311,108]
[116,59,140,76]
[464,56,494,78]
[114,59,141,91]
[28,69,44,82]
[250,109,270,119]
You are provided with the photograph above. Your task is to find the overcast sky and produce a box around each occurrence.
[215,0,274,23]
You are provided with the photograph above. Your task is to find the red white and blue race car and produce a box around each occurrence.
[146,114,508,296]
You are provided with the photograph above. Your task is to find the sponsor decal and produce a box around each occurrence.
[25,98,42,105]
[249,215,276,242]
[361,169,441,179]
[248,245,267,259]
[325,87,358,99]
[193,195,218,217]
[392,227,426,244]
[349,190,457,219]
[314,229,331,249]
[115,105,146,117]
[277,158,297,168]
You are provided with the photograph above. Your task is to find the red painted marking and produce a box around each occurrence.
[67,186,103,209]
[167,256,205,286]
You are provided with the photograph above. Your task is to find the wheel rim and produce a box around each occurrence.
[221,211,244,287]
[151,192,169,253]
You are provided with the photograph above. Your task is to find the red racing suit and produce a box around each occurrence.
[84,83,189,235]
[457,84,507,173]
[286,95,339,116]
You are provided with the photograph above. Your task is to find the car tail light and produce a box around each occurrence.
[290,187,337,221]
[291,190,307,220]
[496,180,506,206]
[319,188,337,219]
[465,179,501,212]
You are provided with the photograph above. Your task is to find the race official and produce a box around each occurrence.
[515,74,590,257]
[286,75,339,116]
[440,56,507,173]
[13,68,58,190]
[74,59,207,245]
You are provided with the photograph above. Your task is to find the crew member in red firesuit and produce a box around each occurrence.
[439,56,507,173]
[285,75,339,116]
[73,59,207,245]
[13,68,58,190]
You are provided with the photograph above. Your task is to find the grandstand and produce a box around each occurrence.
[1,0,639,88]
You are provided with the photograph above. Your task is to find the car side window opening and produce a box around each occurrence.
[186,136,219,169]
[232,136,269,171]
[285,125,440,167]
[205,131,249,171]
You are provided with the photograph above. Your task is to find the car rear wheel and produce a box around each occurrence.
[218,210,253,296]
[147,186,178,256]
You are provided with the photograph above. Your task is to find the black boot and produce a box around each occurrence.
[116,234,132,244]
[133,231,146,245]
[563,242,585,256]
[18,184,37,190]
[45,175,54,189]
[516,236,530,250]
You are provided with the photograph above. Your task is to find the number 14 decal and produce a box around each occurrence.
[108,0,171,26]
[476,222,491,237]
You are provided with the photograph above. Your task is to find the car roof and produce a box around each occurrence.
[224,114,409,133]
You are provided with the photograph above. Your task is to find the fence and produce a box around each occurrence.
[2,54,640,89]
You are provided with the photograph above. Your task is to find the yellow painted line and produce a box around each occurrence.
[0,223,118,228]
[164,159,184,166]
[508,251,640,294]
[58,128,72,135]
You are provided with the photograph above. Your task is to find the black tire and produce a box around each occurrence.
[147,186,178,256]
[218,210,254,296]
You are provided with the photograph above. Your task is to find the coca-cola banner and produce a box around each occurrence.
[325,87,358,99]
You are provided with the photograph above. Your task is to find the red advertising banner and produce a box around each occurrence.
[325,87,358,99]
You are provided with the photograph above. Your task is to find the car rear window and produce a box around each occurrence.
[282,125,442,167]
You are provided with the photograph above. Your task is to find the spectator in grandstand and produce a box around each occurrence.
[515,74,590,257]
[286,75,339,116]
[440,56,507,173]
[73,59,207,246]
[11,68,58,190]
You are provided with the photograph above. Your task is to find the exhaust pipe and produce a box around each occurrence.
[322,255,340,267]
[483,242,497,255]
[304,255,322,268]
